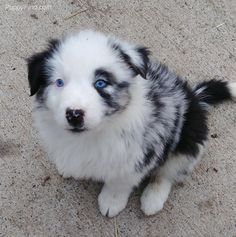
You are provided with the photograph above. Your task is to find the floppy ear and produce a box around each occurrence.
[110,40,150,79]
[27,52,47,96]
[27,39,59,96]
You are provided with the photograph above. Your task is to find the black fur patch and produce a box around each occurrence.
[110,42,150,78]
[95,69,116,85]
[146,88,164,118]
[157,105,182,166]
[94,68,130,115]
[143,145,156,167]
[194,79,232,105]
[176,79,231,156]
[94,68,119,110]
[174,85,208,157]
[27,39,60,100]
[98,89,120,110]
[117,81,130,89]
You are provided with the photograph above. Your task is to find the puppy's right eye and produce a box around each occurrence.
[55,79,64,87]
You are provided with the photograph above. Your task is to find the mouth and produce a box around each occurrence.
[67,127,87,133]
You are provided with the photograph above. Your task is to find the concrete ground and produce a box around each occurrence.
[0,0,236,236]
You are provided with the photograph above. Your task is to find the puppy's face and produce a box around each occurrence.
[27,31,149,132]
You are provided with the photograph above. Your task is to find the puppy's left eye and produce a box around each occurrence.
[55,79,64,87]
[94,79,108,89]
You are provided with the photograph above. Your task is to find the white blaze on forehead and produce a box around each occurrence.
[55,31,116,77]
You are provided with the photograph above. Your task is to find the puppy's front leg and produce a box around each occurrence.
[98,179,134,217]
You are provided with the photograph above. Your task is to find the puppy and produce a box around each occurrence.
[27,30,236,217]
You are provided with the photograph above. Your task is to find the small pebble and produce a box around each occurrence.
[211,133,218,138]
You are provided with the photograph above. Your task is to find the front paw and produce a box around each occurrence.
[98,185,129,218]
[140,179,172,216]
[140,185,165,216]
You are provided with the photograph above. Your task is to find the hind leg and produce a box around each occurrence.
[141,144,205,216]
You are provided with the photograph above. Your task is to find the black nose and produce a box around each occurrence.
[66,108,84,127]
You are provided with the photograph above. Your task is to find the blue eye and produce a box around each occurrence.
[94,79,107,89]
[56,79,64,87]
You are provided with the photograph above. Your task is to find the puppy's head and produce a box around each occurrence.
[27,30,150,132]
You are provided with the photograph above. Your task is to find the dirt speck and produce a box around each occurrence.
[198,199,214,211]
[30,14,38,20]
[177,182,185,188]
[211,133,218,138]
[42,176,51,186]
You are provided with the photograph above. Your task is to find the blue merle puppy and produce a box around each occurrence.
[27,30,236,217]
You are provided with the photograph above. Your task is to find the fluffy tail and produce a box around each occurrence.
[194,79,236,106]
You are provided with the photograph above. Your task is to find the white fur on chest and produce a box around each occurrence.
[40,122,143,181]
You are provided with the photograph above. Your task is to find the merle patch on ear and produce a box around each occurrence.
[110,42,150,79]
[27,39,60,97]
